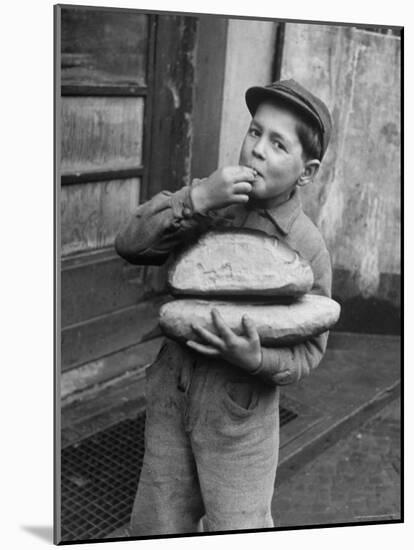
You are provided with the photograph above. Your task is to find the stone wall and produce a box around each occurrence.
[217,22,401,333]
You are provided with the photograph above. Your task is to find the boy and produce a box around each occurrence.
[115,79,333,535]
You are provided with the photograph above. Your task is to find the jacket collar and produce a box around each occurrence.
[221,188,303,236]
[262,188,302,235]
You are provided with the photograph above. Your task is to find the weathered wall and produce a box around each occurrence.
[218,19,277,167]
[281,24,401,332]
[217,22,400,333]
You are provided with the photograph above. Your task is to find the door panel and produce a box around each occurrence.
[61,296,166,372]
[61,337,163,400]
[61,97,144,173]
[61,254,146,327]
[61,178,140,255]
[61,7,149,88]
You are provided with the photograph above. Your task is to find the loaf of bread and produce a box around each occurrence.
[159,294,341,346]
[168,229,314,297]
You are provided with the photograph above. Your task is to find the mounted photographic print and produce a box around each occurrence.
[54,3,402,544]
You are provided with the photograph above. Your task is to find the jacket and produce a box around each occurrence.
[115,180,332,386]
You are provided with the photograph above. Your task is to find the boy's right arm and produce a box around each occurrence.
[115,185,200,265]
[115,166,256,265]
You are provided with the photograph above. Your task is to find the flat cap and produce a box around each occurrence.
[245,79,332,159]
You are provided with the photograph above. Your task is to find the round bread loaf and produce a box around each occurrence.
[159,295,341,346]
[168,229,314,297]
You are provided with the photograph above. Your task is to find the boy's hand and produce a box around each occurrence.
[191,166,257,214]
[186,309,262,373]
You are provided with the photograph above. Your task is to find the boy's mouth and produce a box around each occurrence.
[246,165,263,178]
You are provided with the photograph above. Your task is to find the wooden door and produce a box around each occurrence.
[58,6,197,407]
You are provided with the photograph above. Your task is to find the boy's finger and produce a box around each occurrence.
[232,181,253,195]
[242,315,260,342]
[211,309,235,343]
[231,194,250,203]
[186,340,221,356]
[191,323,224,349]
[232,166,257,183]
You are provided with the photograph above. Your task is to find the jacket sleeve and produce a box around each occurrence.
[115,181,214,265]
[250,245,333,386]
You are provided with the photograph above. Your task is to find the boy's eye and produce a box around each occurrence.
[272,139,285,151]
[249,127,260,137]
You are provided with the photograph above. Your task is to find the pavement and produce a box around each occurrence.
[107,397,401,539]
[104,331,401,539]
[272,397,401,527]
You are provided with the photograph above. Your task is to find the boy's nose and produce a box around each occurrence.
[252,138,266,159]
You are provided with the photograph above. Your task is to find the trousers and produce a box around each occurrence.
[129,339,280,536]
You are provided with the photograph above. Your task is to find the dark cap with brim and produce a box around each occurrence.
[245,79,332,159]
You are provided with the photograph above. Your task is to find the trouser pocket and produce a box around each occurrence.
[223,379,260,418]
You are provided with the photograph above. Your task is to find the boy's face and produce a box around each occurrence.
[239,100,307,204]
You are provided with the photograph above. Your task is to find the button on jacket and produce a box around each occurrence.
[115,180,332,386]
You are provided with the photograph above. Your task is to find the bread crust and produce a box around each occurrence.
[160,295,341,346]
[168,229,314,297]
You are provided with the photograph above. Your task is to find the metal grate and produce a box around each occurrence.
[61,406,297,541]
[61,414,146,542]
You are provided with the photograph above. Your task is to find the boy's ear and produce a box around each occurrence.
[297,160,320,187]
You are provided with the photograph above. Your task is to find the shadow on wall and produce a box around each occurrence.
[333,294,400,335]
[332,269,400,335]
